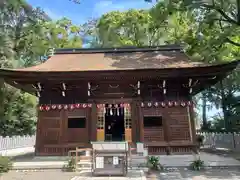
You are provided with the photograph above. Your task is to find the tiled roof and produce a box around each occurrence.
[12,49,209,72]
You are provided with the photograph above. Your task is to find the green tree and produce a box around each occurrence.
[146,0,240,47]
[0,1,83,136]
[95,9,167,47]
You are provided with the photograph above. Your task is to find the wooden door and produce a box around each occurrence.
[124,105,132,142]
[96,106,105,141]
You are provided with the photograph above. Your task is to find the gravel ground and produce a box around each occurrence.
[2,168,240,180]
[146,168,240,180]
[0,169,76,180]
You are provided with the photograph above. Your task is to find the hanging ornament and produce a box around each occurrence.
[110,108,113,116]
[117,108,119,116]
[154,102,159,107]
[141,102,144,108]
[161,102,166,107]
[64,104,68,110]
[82,104,87,108]
[168,101,173,107]
[57,104,62,110]
[124,103,130,108]
[51,105,57,110]
[147,102,152,107]
[174,101,178,106]
[181,102,186,107]
[45,106,50,111]
[39,106,44,111]
[70,104,75,110]
[75,104,81,108]
[187,101,192,106]
[88,103,92,108]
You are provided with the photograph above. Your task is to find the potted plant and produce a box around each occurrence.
[189,158,205,171]
[146,156,163,179]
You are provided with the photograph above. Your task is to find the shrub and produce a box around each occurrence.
[189,158,204,171]
[147,156,162,171]
[0,156,12,173]
[62,157,75,172]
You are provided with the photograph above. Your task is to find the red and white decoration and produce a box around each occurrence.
[140,101,193,108]
[39,103,93,111]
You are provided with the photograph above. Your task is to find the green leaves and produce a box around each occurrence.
[0,1,83,136]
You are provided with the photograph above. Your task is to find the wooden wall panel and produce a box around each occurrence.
[165,107,191,141]
[142,108,165,142]
[65,109,89,144]
[37,111,62,148]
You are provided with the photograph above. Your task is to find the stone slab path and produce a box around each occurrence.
[158,152,240,167]
[156,168,240,180]
[0,170,146,180]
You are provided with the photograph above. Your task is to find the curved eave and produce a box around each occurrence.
[0,59,239,81]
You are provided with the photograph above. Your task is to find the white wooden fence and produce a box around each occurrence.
[0,135,36,151]
[198,132,240,151]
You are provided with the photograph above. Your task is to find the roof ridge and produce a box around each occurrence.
[54,44,183,55]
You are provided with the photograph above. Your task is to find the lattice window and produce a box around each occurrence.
[124,106,132,129]
[97,107,105,129]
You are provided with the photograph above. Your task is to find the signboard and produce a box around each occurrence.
[96,157,104,168]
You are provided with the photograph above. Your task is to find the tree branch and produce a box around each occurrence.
[201,4,239,25]
[226,37,240,46]
[237,0,240,24]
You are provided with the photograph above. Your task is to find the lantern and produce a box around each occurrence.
[174,101,178,106]
[141,102,144,107]
[57,104,62,110]
[161,102,166,107]
[51,105,57,110]
[45,106,50,111]
[88,103,92,108]
[187,101,192,106]
[64,104,68,110]
[154,102,159,107]
[120,103,124,108]
[168,101,173,107]
[39,106,44,111]
[70,104,75,110]
[82,104,87,108]
[147,102,152,107]
[181,102,186,107]
[75,104,81,108]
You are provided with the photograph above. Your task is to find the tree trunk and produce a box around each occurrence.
[202,92,207,129]
[220,80,228,130]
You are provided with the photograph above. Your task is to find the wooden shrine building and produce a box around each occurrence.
[0,45,239,156]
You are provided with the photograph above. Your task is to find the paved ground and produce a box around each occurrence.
[11,152,240,170]
[154,168,240,180]
[0,170,146,180]
[2,168,240,180]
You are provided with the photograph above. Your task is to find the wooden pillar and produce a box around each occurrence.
[35,109,41,155]
[137,101,144,142]
[90,102,97,142]
[189,105,196,143]
[162,110,171,154]
[130,101,137,144]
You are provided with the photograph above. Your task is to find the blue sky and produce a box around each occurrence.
[26,0,155,24]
